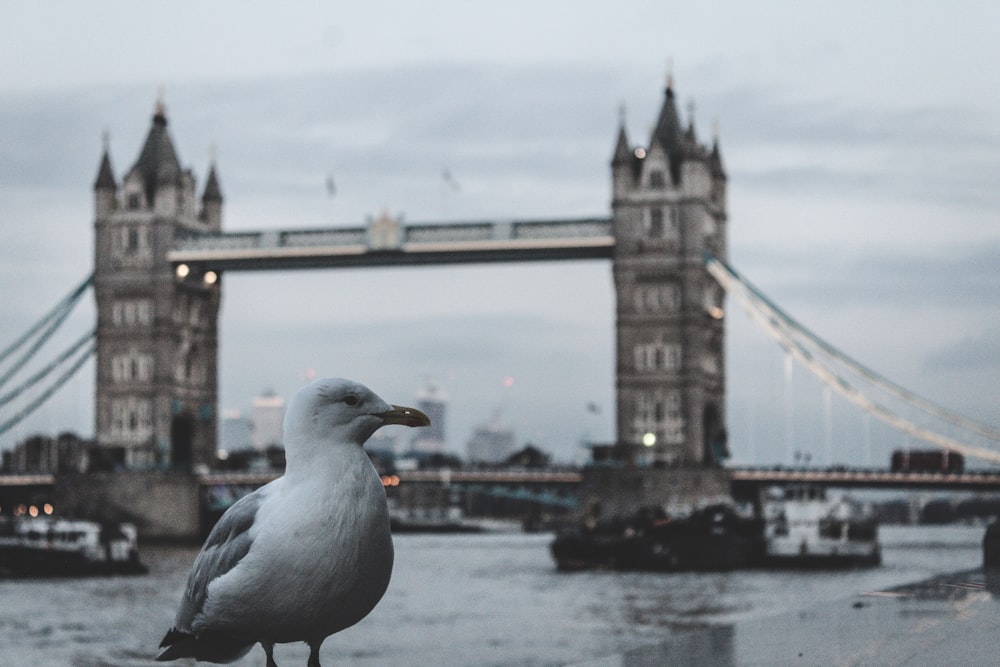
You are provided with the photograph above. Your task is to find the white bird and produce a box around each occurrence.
[156,377,430,666]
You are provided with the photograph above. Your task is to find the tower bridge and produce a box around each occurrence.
[88,80,730,479]
[4,77,999,538]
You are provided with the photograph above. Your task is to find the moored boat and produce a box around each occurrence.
[761,485,880,567]
[551,504,765,572]
[0,514,147,577]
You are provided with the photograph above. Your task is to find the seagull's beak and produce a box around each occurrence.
[376,405,431,428]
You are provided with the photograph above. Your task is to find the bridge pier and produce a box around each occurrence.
[54,471,202,542]
[580,467,731,521]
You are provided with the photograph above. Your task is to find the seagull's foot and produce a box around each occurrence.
[307,641,322,667]
[262,641,278,667]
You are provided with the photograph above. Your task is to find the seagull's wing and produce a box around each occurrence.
[176,480,276,632]
[157,481,278,662]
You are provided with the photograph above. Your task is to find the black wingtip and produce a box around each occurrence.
[156,627,193,661]
[155,627,254,663]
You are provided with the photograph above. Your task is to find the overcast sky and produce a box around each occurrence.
[1,1,998,465]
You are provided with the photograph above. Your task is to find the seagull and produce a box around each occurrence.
[156,377,430,666]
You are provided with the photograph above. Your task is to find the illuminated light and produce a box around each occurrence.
[634,147,647,159]
[175,264,190,279]
[642,432,657,447]
[708,306,724,320]
[204,271,218,285]
[43,503,53,515]
[28,505,39,518]
[390,475,400,487]
[15,504,26,517]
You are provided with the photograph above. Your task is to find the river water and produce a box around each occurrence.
[0,525,985,666]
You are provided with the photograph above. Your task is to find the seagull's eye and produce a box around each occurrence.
[343,394,360,407]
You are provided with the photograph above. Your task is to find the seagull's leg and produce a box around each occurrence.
[262,641,278,667]
[307,641,322,667]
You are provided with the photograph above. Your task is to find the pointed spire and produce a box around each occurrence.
[709,126,727,180]
[612,106,632,166]
[127,97,182,204]
[651,68,682,148]
[202,158,223,202]
[94,132,117,191]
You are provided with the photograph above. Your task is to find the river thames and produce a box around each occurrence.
[0,525,986,666]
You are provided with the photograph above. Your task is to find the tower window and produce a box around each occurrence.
[633,284,681,313]
[649,170,666,189]
[634,341,682,371]
[648,207,664,238]
[633,391,685,445]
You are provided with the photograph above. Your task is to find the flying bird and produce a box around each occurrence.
[157,377,430,666]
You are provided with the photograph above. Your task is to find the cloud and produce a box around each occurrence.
[924,330,1000,373]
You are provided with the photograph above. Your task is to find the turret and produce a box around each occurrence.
[93,143,117,218]
[200,161,223,230]
[610,116,636,199]
[709,131,727,207]
[123,100,183,215]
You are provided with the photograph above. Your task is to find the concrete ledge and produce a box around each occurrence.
[53,471,202,542]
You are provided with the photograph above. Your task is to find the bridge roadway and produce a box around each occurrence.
[167,216,614,272]
[5,467,1000,492]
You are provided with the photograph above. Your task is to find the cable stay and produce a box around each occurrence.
[0,273,92,366]
[0,342,95,437]
[0,274,93,389]
[0,329,95,410]
[705,253,1000,464]
[706,255,1000,442]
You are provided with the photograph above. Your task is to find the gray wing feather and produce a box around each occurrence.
[173,482,274,632]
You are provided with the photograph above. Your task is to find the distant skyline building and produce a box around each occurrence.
[466,418,516,464]
[251,390,285,450]
[410,381,447,454]
[219,409,252,453]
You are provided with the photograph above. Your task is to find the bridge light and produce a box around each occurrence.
[634,147,647,159]
[642,432,657,447]
[204,271,218,285]
[708,306,724,320]
[175,264,190,279]
[43,503,53,515]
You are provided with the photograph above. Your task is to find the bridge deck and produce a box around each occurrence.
[168,217,614,271]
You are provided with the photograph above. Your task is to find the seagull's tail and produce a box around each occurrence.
[156,627,254,663]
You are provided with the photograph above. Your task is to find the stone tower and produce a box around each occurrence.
[611,80,729,466]
[92,100,223,471]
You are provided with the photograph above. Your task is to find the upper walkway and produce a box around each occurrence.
[167,216,614,271]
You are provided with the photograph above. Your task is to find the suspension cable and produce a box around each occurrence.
[0,329,95,409]
[706,254,1000,442]
[0,342,95,437]
[0,275,92,389]
[705,253,1000,463]
[0,273,92,365]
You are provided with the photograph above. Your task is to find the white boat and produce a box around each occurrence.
[762,485,880,567]
[0,514,146,576]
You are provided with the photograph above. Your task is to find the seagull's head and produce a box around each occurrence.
[285,377,430,451]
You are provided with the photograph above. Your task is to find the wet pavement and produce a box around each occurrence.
[575,569,1000,666]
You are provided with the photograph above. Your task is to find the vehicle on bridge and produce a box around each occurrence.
[891,449,964,474]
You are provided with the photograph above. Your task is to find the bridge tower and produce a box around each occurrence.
[92,100,222,471]
[611,79,729,467]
